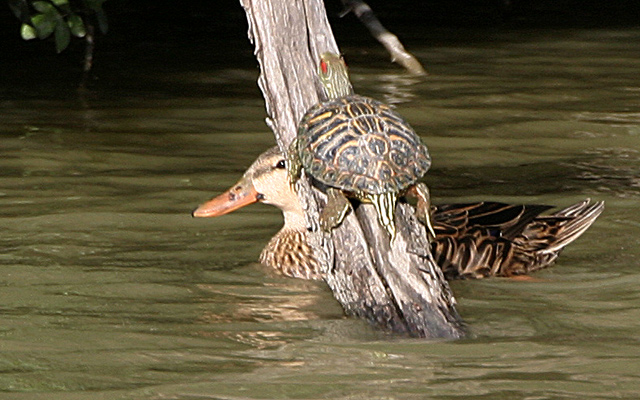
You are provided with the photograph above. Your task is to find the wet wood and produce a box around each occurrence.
[240,0,464,338]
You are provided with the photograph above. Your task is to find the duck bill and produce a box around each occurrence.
[192,178,260,218]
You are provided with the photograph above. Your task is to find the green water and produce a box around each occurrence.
[1,28,639,399]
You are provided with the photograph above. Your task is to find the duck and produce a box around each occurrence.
[193,146,604,281]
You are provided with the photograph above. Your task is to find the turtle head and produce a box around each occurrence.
[319,53,353,100]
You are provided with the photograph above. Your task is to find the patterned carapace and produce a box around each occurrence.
[297,95,431,195]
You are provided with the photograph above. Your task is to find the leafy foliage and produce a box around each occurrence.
[8,0,108,53]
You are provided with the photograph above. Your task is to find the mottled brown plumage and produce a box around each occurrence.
[194,147,603,280]
[259,229,322,280]
[432,200,604,279]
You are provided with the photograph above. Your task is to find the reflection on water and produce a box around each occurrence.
[573,147,640,199]
[1,28,639,398]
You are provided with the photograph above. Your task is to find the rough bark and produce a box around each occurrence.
[240,0,464,339]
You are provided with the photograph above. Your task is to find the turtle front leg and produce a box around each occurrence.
[411,183,436,241]
[370,192,398,240]
[320,188,352,232]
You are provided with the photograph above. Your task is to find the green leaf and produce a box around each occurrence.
[50,0,69,6]
[32,1,54,13]
[20,23,37,40]
[54,21,71,53]
[67,14,86,37]
[31,13,55,39]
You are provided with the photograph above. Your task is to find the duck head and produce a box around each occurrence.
[192,146,321,280]
[192,146,307,231]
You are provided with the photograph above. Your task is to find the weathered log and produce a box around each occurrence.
[240,0,464,338]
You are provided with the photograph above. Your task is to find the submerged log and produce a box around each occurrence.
[239,0,464,338]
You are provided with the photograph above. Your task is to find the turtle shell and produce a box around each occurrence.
[297,94,431,195]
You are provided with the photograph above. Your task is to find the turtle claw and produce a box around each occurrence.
[417,205,436,241]
[319,188,351,232]
[371,192,398,241]
[413,183,436,241]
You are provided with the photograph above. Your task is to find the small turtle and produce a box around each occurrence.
[288,53,435,239]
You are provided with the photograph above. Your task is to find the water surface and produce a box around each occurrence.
[1,28,639,399]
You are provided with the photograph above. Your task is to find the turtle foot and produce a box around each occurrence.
[412,183,436,241]
[370,192,398,241]
[320,188,351,232]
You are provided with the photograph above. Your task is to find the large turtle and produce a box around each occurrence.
[288,52,435,239]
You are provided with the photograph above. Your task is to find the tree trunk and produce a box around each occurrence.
[239,0,464,339]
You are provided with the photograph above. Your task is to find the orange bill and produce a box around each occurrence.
[192,178,260,218]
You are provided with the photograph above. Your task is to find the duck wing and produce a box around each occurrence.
[432,200,604,279]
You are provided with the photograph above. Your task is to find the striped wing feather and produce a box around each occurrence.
[432,200,604,279]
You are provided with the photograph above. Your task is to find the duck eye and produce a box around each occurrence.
[275,160,286,169]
